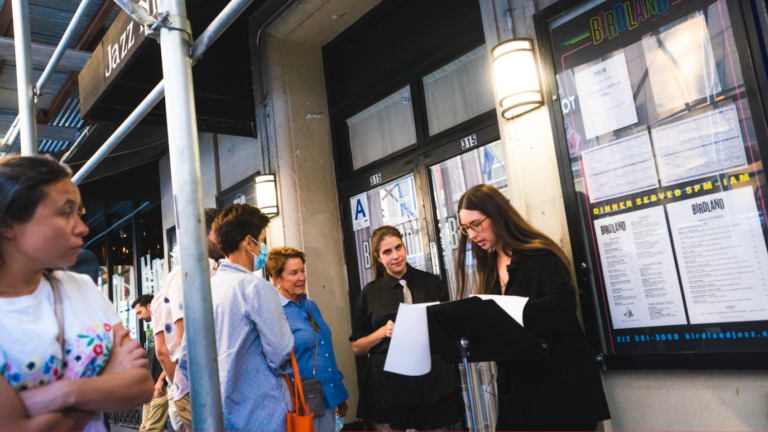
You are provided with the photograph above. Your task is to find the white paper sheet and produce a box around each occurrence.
[593,206,688,329]
[472,295,528,326]
[666,188,768,324]
[383,302,437,376]
[581,131,659,203]
[575,52,638,139]
[651,105,747,187]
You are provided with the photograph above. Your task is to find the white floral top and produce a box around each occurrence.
[0,271,121,431]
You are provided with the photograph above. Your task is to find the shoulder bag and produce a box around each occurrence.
[300,328,326,418]
[284,350,314,432]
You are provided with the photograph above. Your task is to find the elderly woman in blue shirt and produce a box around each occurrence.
[267,247,349,432]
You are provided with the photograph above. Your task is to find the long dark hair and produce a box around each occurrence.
[456,184,574,299]
[0,156,72,266]
[370,225,403,279]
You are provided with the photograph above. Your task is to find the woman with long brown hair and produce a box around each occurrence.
[349,226,463,431]
[456,184,610,431]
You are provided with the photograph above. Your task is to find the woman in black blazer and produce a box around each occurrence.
[455,184,610,431]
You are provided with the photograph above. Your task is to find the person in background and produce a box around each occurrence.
[133,294,169,432]
[350,225,463,431]
[210,204,294,431]
[152,208,222,432]
[267,246,349,431]
[455,184,610,431]
[68,249,100,285]
[0,155,153,430]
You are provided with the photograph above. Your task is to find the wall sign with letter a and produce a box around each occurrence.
[350,193,371,231]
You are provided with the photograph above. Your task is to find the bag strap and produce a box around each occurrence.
[312,332,319,378]
[43,271,65,380]
[291,350,309,414]
[283,375,297,412]
[306,310,320,378]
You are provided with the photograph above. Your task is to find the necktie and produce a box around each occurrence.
[399,279,413,305]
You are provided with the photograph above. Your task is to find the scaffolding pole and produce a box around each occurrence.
[70,0,255,184]
[11,0,37,155]
[157,0,223,430]
[3,0,95,155]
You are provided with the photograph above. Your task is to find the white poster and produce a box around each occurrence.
[575,52,638,139]
[594,206,688,329]
[350,192,371,231]
[581,131,659,203]
[667,188,768,324]
[652,105,748,187]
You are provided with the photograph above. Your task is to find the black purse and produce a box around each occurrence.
[300,311,326,418]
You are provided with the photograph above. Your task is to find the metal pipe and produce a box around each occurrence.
[11,0,37,155]
[3,0,95,155]
[190,0,254,60]
[39,0,95,95]
[157,0,223,430]
[71,0,254,182]
[71,82,164,184]
[61,124,91,164]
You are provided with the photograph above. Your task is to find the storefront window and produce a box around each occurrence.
[423,45,496,135]
[111,224,138,339]
[351,173,428,289]
[549,0,768,354]
[346,86,417,170]
[430,141,508,299]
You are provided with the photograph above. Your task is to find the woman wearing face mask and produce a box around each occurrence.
[456,184,610,431]
[209,204,294,431]
[350,226,463,431]
[267,247,349,431]
[0,156,154,430]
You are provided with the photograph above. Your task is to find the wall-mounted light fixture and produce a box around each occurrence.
[255,174,278,216]
[492,38,544,120]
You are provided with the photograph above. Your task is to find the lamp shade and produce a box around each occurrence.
[255,174,278,216]
[492,39,544,120]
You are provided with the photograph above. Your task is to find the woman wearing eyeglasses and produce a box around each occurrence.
[267,246,349,432]
[456,184,610,431]
[350,226,463,432]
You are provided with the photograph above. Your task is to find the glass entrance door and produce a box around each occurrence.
[352,172,433,290]
[426,140,508,432]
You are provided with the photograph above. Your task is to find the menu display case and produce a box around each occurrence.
[536,0,768,367]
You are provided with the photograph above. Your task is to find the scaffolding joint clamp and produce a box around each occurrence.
[152,12,194,47]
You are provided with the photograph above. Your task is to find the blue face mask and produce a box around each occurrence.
[248,239,268,271]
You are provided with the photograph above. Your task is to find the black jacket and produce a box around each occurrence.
[489,250,610,431]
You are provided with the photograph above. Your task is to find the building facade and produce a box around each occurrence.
[153,0,768,429]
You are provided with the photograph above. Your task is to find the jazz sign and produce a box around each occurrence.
[79,0,157,118]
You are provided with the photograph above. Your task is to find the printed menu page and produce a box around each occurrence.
[651,105,747,187]
[594,206,688,329]
[666,187,768,324]
[581,131,659,203]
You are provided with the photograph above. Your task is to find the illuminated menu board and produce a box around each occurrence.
[546,0,768,355]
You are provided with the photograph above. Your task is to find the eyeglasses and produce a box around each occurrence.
[458,217,488,235]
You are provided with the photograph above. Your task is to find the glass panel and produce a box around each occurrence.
[352,173,429,289]
[423,45,496,135]
[346,86,417,170]
[549,0,768,354]
[428,141,508,432]
[111,225,139,340]
[139,206,166,297]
